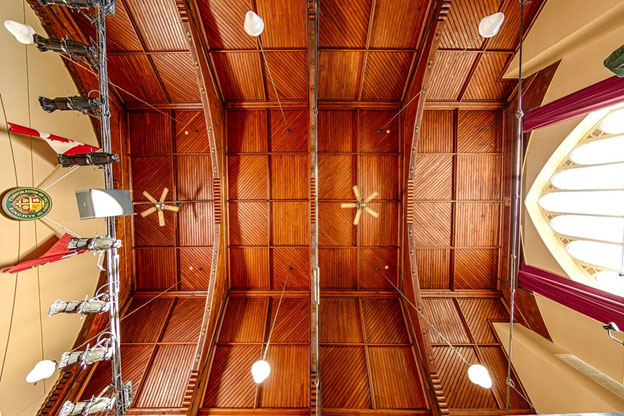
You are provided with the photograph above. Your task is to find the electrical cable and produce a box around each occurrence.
[262,273,290,360]
[258,38,289,132]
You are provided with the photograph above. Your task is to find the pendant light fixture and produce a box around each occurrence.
[478,12,505,38]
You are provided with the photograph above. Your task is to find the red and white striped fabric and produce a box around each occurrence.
[8,122,100,156]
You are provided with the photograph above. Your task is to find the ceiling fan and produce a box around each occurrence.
[341,186,379,225]
[140,188,179,227]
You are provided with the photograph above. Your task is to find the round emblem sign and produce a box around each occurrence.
[2,187,52,221]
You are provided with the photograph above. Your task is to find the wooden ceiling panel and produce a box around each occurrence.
[416,249,451,289]
[152,53,201,101]
[413,154,453,200]
[230,247,270,289]
[271,201,309,246]
[263,52,308,100]
[439,0,500,49]
[131,156,174,202]
[320,346,372,409]
[361,298,409,344]
[83,0,142,51]
[258,345,309,408]
[227,110,268,153]
[319,248,357,289]
[229,202,269,245]
[359,247,397,289]
[270,110,308,151]
[359,155,399,201]
[121,298,174,343]
[464,53,515,101]
[135,247,177,290]
[272,247,310,290]
[412,202,452,247]
[204,345,261,408]
[271,154,308,199]
[318,110,357,153]
[455,202,500,247]
[178,202,214,246]
[318,154,356,200]
[319,202,356,246]
[361,52,413,101]
[125,0,187,50]
[108,55,167,102]
[319,0,371,48]
[454,248,498,290]
[419,110,453,153]
[175,111,210,153]
[456,154,502,200]
[212,52,264,100]
[228,155,268,200]
[161,298,205,342]
[368,346,426,409]
[457,298,507,344]
[427,51,478,101]
[266,298,309,343]
[360,202,398,247]
[487,0,545,50]
[457,110,502,152]
[256,0,306,48]
[130,112,173,154]
[368,0,426,48]
[219,298,268,343]
[319,51,364,100]
[177,155,213,200]
[320,298,363,343]
[179,247,213,290]
[422,298,470,344]
[432,346,497,409]
[479,346,531,409]
[359,110,398,152]
[133,207,176,247]
[199,0,257,49]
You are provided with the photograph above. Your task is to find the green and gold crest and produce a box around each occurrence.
[2,187,52,221]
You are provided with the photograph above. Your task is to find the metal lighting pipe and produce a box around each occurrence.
[506,0,525,413]
[96,1,126,414]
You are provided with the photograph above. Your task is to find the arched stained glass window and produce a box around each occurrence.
[530,105,624,296]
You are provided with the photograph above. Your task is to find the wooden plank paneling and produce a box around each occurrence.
[412,202,452,247]
[359,155,399,200]
[454,249,498,289]
[455,202,500,247]
[427,51,478,101]
[487,0,545,50]
[228,155,268,200]
[456,155,502,200]
[180,247,213,290]
[318,154,356,200]
[464,53,515,101]
[177,155,213,200]
[320,298,364,343]
[263,52,308,100]
[132,156,174,202]
[125,0,187,50]
[109,54,168,102]
[256,0,306,48]
[368,346,426,408]
[227,110,268,153]
[422,298,470,344]
[413,154,453,200]
[121,298,174,343]
[416,249,451,289]
[135,247,177,290]
[83,1,141,52]
[152,53,201,101]
[361,298,409,344]
[359,248,397,289]
[359,111,399,153]
[229,202,269,246]
[204,345,261,408]
[439,0,499,49]
[212,52,264,100]
[271,155,308,199]
[199,0,257,50]
[179,202,214,246]
[319,0,371,48]
[360,202,398,247]
[361,52,413,101]
[219,298,268,343]
[176,111,210,153]
[266,298,309,343]
[269,110,308,152]
[419,110,453,153]
[134,206,176,247]
[368,0,425,48]
[479,346,531,409]
[162,298,205,342]
[457,110,502,153]
[271,202,309,246]
[130,112,173,154]
[319,202,357,246]
[230,247,270,289]
[320,346,372,408]
[272,247,310,290]
[319,248,357,289]
[319,51,364,100]
[258,345,309,408]
[318,110,356,152]
[457,298,507,344]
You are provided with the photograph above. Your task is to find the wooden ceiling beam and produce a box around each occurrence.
[424,100,507,110]
[225,100,401,109]
[356,0,377,101]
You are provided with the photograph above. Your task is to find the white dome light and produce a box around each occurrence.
[468,364,492,388]
[600,108,624,135]
[251,359,270,383]
[244,11,264,37]
[478,12,505,38]
[26,360,56,383]
[4,20,36,45]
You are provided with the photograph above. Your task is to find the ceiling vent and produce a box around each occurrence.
[556,353,624,399]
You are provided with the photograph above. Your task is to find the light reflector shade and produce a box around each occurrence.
[75,189,133,219]
[244,11,264,37]
[26,360,56,383]
[4,20,35,44]
[468,364,492,388]
[251,359,270,383]
[478,12,505,38]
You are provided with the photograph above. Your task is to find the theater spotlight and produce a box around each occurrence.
[37,0,101,8]
[68,236,121,251]
[58,152,119,168]
[39,96,101,114]
[33,34,97,59]
[59,382,133,416]
[49,285,111,316]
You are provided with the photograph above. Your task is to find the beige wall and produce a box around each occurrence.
[501,0,624,413]
[0,2,105,415]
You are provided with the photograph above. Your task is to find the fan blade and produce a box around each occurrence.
[158,209,165,227]
[163,204,179,212]
[143,191,157,204]
[353,209,362,225]
[365,207,379,218]
[340,203,357,208]
[365,191,379,203]
[140,207,157,217]
[352,185,362,201]
[159,187,169,203]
